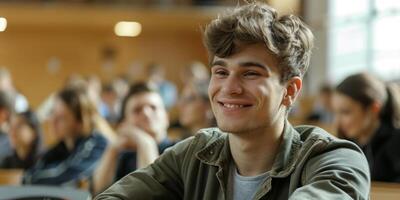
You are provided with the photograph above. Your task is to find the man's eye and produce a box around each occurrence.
[243,71,261,77]
[213,69,228,77]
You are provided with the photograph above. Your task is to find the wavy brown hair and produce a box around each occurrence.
[203,2,314,82]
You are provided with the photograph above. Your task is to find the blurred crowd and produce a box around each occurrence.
[0,60,399,195]
[0,61,216,194]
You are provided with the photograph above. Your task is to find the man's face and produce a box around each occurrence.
[125,92,169,142]
[208,43,287,134]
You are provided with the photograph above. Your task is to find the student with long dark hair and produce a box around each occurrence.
[0,111,42,169]
[333,72,400,182]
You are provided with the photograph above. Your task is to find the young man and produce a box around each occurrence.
[93,82,174,194]
[95,2,370,199]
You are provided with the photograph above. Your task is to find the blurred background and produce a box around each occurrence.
[0,0,398,117]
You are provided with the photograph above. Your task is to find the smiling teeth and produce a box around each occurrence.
[223,104,244,108]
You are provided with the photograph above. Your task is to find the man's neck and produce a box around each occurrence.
[229,119,285,177]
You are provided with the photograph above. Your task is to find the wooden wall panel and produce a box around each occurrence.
[0,4,214,108]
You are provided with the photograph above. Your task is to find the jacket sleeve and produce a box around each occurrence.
[289,142,370,200]
[24,136,107,186]
[94,137,195,200]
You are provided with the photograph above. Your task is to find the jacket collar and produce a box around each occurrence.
[196,129,229,167]
[270,121,302,177]
[196,120,302,177]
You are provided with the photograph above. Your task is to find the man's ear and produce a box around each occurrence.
[282,77,302,107]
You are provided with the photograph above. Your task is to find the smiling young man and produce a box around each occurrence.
[95,2,370,200]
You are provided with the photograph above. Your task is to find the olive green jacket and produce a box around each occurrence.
[95,122,370,200]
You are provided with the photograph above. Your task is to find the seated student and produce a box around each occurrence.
[99,83,120,126]
[0,110,42,169]
[146,63,178,110]
[23,87,107,187]
[93,82,174,194]
[305,84,334,124]
[98,76,130,127]
[0,91,14,164]
[36,74,87,122]
[178,79,215,138]
[95,2,370,200]
[332,72,400,182]
[0,68,29,113]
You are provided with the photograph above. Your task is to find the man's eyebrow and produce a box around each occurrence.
[238,61,270,72]
[210,60,272,73]
[210,60,226,67]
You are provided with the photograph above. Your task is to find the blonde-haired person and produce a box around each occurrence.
[333,72,400,182]
[23,87,107,187]
[96,2,369,199]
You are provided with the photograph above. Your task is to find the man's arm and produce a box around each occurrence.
[289,145,370,200]
[94,137,194,200]
[23,135,107,186]
[133,128,160,169]
[93,143,121,194]
[93,125,160,194]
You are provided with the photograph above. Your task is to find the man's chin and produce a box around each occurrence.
[217,124,247,134]
[217,122,268,135]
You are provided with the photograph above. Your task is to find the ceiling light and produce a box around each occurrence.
[114,21,142,37]
[0,17,7,32]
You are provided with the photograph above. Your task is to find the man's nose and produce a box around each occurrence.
[221,75,243,95]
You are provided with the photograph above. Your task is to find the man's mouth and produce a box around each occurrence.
[218,101,252,109]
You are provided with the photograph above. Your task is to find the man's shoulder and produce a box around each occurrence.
[293,124,363,155]
[294,125,336,143]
